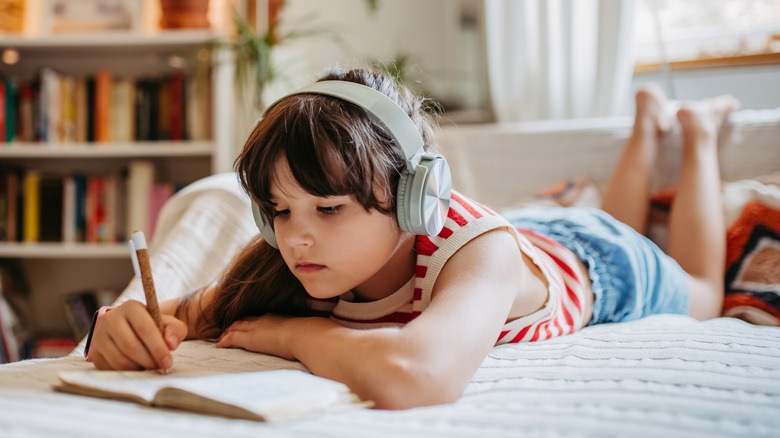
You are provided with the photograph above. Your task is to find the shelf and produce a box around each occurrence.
[0,242,131,259]
[0,141,214,159]
[0,30,222,52]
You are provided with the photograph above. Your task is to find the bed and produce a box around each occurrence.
[1,108,779,437]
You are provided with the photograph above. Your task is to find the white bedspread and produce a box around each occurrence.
[2,172,779,437]
[1,315,779,437]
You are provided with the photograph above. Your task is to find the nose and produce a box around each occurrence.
[280,214,314,247]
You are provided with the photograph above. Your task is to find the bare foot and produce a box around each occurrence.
[676,95,741,146]
[634,83,676,136]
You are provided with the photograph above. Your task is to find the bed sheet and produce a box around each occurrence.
[2,315,780,438]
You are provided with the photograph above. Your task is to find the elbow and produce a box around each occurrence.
[365,355,465,410]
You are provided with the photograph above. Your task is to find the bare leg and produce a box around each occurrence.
[601,84,673,233]
[670,96,739,320]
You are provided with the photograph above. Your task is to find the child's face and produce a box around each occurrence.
[269,158,413,301]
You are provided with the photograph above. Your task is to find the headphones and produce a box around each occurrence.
[251,80,452,248]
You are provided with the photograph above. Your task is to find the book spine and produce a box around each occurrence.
[157,79,171,141]
[61,75,76,143]
[169,72,184,141]
[73,174,87,242]
[147,183,174,241]
[39,174,63,242]
[0,78,5,143]
[75,77,88,143]
[94,70,111,143]
[62,175,76,243]
[5,171,19,242]
[18,82,35,142]
[42,68,61,144]
[22,170,40,243]
[5,77,14,143]
[125,160,155,239]
[86,77,95,142]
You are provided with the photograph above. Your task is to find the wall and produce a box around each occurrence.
[267,0,488,119]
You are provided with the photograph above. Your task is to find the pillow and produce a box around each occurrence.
[648,176,780,326]
[723,200,780,326]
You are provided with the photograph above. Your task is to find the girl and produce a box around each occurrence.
[88,68,739,410]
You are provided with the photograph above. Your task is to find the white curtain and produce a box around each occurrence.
[485,0,636,122]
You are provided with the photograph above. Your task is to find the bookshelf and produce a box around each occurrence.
[0,30,236,356]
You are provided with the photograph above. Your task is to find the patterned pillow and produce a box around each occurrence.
[648,178,780,326]
[723,200,780,326]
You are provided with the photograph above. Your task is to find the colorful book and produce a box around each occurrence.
[17,82,35,142]
[61,175,76,243]
[169,72,184,141]
[38,174,63,242]
[94,70,112,143]
[0,78,5,142]
[4,77,14,142]
[22,170,41,242]
[125,160,154,239]
[74,76,88,143]
[5,171,19,242]
[186,71,211,141]
[147,183,174,241]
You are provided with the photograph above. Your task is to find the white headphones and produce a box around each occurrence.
[251,80,452,248]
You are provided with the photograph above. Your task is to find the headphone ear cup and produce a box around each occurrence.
[396,154,451,236]
[395,171,413,234]
[252,202,278,248]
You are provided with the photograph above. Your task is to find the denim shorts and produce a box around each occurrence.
[502,207,690,325]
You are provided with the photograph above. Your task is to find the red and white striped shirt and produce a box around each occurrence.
[325,191,587,344]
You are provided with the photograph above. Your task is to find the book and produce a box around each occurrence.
[22,169,40,242]
[0,77,6,142]
[4,76,14,142]
[147,183,174,241]
[94,70,112,143]
[61,289,98,340]
[125,160,154,238]
[56,369,371,422]
[5,171,20,242]
[38,173,63,242]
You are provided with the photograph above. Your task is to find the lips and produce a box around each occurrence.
[295,262,326,274]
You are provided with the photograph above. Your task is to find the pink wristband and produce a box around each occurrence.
[85,306,113,362]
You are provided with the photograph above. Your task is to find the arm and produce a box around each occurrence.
[217,229,535,409]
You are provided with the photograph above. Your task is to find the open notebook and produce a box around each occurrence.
[56,369,371,422]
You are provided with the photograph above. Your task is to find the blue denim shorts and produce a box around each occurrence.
[503,207,689,325]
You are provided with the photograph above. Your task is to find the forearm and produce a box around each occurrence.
[284,317,462,409]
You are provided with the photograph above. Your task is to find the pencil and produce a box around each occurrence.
[131,230,164,335]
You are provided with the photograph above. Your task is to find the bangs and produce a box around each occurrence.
[236,94,402,218]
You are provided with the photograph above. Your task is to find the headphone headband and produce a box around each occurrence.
[264,81,424,173]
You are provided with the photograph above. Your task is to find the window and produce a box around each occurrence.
[633,0,780,72]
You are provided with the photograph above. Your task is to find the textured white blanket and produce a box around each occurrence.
[1,315,779,437]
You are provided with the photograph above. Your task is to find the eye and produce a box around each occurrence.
[272,209,290,218]
[318,205,343,215]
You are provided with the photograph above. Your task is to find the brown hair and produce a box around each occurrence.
[195,67,438,337]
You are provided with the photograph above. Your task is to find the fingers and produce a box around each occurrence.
[162,315,188,350]
[91,300,175,371]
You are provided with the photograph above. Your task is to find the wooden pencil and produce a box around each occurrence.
[132,230,164,334]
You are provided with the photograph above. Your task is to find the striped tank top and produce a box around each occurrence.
[324,190,587,344]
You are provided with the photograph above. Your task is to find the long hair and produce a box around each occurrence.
[199,67,438,337]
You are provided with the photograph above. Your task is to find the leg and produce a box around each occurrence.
[669,96,739,320]
[601,84,673,233]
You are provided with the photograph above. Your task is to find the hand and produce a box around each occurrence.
[91,300,188,371]
[216,314,296,360]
